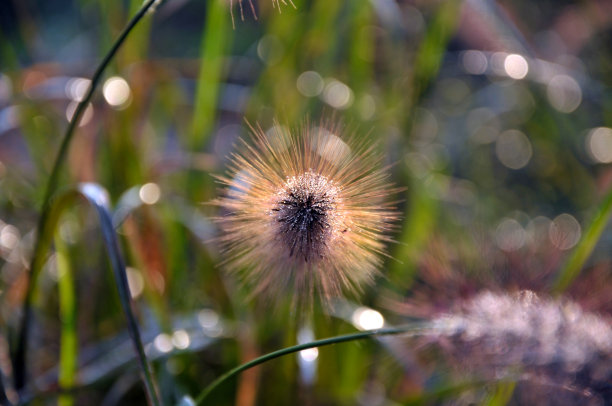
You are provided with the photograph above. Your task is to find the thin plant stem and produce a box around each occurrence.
[12,0,164,393]
[553,184,612,294]
[194,325,424,404]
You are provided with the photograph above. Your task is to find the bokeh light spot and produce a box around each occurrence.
[154,333,173,353]
[358,94,376,120]
[103,76,131,108]
[547,74,581,113]
[296,71,324,97]
[299,348,319,362]
[322,80,353,109]
[495,130,532,169]
[126,267,145,299]
[526,216,552,250]
[315,130,351,163]
[0,225,20,250]
[504,54,529,79]
[172,330,191,350]
[139,183,161,205]
[495,218,526,251]
[352,307,384,330]
[549,214,581,250]
[66,101,94,126]
[65,78,91,102]
[586,127,612,163]
[257,35,284,65]
[198,309,219,328]
[462,50,488,75]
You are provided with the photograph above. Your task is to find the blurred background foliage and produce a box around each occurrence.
[0,0,612,404]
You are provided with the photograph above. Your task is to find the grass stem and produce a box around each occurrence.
[193,325,423,404]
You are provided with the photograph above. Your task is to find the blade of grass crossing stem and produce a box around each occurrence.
[13,0,164,391]
[194,325,425,404]
[189,0,232,151]
[553,185,612,293]
[55,236,77,406]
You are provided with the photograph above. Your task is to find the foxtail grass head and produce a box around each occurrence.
[429,291,612,403]
[213,122,399,309]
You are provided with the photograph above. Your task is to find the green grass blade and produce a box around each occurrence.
[553,185,612,293]
[55,236,77,406]
[12,0,165,390]
[193,324,425,404]
[189,0,232,150]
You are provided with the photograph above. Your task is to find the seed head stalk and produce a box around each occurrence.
[194,325,423,404]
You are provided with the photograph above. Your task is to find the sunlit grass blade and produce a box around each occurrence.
[193,324,425,404]
[189,0,232,151]
[55,236,77,406]
[12,0,165,391]
[553,184,612,293]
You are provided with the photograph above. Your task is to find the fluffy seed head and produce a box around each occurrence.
[429,291,612,403]
[213,122,399,308]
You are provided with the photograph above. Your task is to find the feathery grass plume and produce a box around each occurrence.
[229,0,296,28]
[213,122,399,309]
[429,290,612,404]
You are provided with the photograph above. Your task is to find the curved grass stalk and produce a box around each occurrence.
[12,0,165,392]
[16,184,161,405]
[193,324,425,404]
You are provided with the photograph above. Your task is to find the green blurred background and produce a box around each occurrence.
[0,0,611,404]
